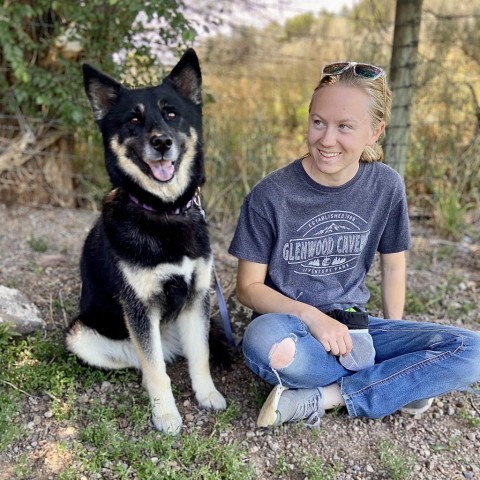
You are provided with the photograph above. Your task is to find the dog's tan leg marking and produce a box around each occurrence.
[178,310,227,410]
[177,303,226,411]
[177,259,226,411]
[127,307,182,434]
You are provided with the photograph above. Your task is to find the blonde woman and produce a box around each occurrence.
[229,62,480,427]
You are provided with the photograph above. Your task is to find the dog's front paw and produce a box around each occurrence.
[151,406,182,434]
[196,389,227,411]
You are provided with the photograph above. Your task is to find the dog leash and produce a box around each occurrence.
[195,191,238,349]
[213,266,237,348]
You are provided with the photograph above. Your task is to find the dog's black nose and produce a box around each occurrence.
[150,134,173,153]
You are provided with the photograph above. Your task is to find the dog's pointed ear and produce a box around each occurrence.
[83,64,122,121]
[167,48,202,105]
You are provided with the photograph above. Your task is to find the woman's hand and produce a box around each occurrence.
[300,305,352,357]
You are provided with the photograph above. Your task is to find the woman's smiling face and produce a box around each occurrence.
[304,84,384,186]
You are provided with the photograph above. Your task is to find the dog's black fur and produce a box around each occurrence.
[65,49,226,433]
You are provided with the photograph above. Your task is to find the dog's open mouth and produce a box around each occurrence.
[147,160,175,182]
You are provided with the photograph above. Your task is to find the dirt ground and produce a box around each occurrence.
[0,203,479,480]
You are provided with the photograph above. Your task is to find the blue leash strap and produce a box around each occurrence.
[213,265,237,348]
[195,193,237,349]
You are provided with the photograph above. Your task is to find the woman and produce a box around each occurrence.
[228,62,480,428]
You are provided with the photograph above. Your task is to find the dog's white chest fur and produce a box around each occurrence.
[119,256,212,302]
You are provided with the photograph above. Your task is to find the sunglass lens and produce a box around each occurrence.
[354,64,383,79]
[323,62,349,75]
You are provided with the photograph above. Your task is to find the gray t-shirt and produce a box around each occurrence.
[228,158,411,312]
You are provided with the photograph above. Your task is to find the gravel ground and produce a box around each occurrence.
[0,203,479,480]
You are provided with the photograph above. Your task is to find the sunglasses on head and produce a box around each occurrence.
[322,62,385,80]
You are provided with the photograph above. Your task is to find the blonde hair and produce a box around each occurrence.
[308,67,392,162]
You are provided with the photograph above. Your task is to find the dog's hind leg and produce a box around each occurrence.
[177,293,227,412]
[65,319,140,369]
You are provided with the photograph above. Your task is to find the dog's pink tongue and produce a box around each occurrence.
[149,161,174,181]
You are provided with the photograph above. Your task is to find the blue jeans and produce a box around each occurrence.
[242,314,480,418]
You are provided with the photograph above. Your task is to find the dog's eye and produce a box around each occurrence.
[166,111,177,121]
[130,116,141,125]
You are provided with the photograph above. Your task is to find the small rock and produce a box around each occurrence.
[268,441,279,451]
[100,381,112,391]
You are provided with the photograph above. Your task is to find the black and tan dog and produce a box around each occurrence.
[65,49,226,433]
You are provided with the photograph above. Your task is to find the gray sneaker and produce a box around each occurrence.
[400,398,434,415]
[257,385,325,428]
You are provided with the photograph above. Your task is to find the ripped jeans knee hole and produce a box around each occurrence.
[269,334,297,371]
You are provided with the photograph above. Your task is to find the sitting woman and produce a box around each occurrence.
[228,61,480,427]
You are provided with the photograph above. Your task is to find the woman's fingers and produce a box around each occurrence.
[322,332,352,356]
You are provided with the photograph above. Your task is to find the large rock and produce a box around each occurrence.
[0,285,45,334]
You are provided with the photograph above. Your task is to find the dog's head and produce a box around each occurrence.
[83,49,204,206]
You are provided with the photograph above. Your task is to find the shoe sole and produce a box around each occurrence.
[400,397,434,415]
[257,385,287,427]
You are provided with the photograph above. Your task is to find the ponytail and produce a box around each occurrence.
[361,142,384,163]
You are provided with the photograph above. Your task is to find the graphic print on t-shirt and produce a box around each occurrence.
[282,210,370,277]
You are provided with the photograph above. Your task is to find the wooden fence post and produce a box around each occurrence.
[384,0,423,178]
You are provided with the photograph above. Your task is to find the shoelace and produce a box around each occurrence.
[282,391,324,428]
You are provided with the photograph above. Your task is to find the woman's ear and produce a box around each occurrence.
[369,121,386,145]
